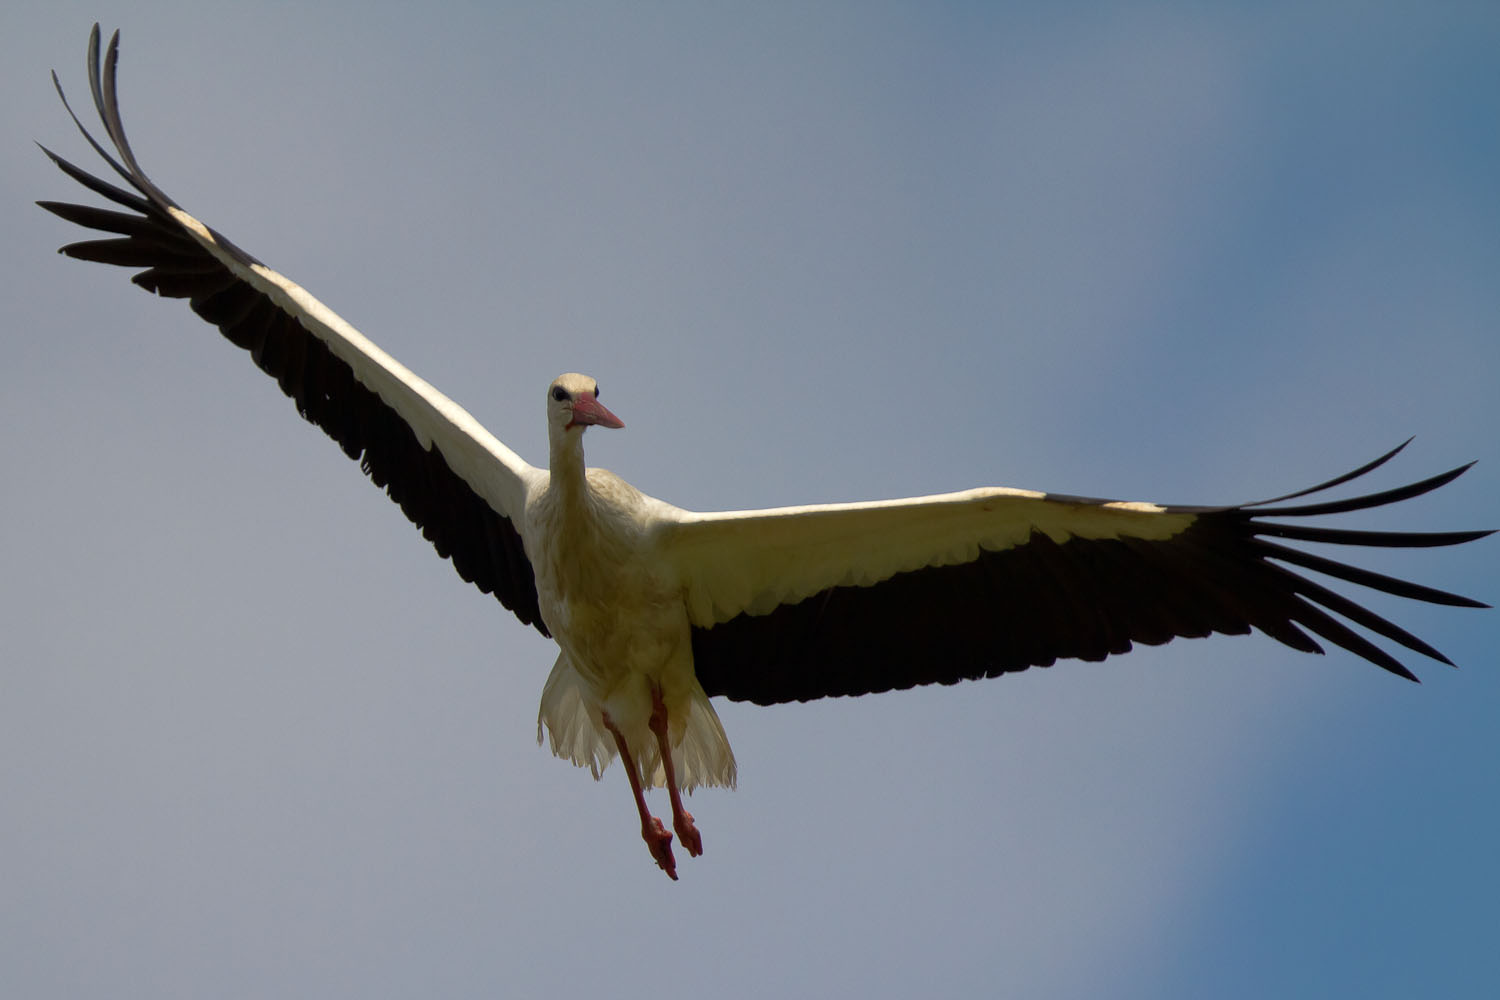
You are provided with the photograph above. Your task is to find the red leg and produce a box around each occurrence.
[649,690,703,858]
[601,710,677,880]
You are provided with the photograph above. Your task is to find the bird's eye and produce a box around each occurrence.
[592,384,601,399]
[551,386,569,402]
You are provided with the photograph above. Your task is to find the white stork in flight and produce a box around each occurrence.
[41,26,1491,880]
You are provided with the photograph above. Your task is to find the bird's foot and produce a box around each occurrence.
[643,816,678,880]
[673,809,703,858]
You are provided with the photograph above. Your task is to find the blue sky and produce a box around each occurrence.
[2,3,1496,998]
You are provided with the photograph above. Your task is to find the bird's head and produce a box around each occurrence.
[547,373,624,438]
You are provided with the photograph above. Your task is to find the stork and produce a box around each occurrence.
[40,26,1490,880]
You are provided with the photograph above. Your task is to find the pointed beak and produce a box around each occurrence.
[568,394,624,430]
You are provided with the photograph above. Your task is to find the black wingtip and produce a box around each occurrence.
[1243,439,1416,508]
[1250,462,1486,520]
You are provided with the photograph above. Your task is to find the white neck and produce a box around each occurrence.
[548,425,591,503]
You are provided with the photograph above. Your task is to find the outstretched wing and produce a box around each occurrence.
[39,25,549,634]
[655,441,1490,704]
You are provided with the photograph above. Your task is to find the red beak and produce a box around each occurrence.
[568,394,624,430]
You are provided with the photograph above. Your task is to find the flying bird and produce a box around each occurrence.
[40,26,1490,880]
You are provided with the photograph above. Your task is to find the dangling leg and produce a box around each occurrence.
[601,710,677,880]
[649,688,703,858]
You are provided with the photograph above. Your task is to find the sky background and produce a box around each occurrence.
[2,3,1496,998]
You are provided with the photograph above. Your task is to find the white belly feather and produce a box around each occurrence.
[526,468,736,791]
